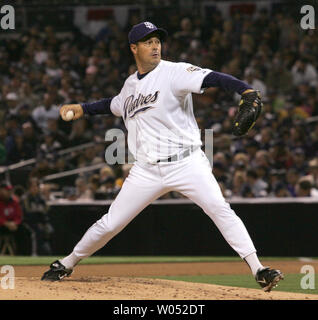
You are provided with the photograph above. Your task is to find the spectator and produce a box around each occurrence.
[173,17,196,47]
[255,165,268,183]
[233,153,249,170]
[245,169,268,197]
[88,174,100,196]
[291,148,307,176]
[268,169,286,196]
[243,68,267,98]
[32,93,60,132]
[307,158,318,189]
[291,58,318,87]
[4,92,20,116]
[18,82,40,109]
[5,114,21,137]
[0,181,23,254]
[13,185,26,201]
[257,127,272,151]
[288,127,306,150]
[230,170,246,197]
[0,126,8,165]
[295,179,312,197]
[0,181,22,229]
[286,168,300,197]
[273,183,291,198]
[18,104,42,132]
[268,141,290,170]
[74,177,94,200]
[241,184,254,198]
[34,40,49,65]
[254,150,270,169]
[245,139,259,164]
[38,133,62,160]
[58,78,73,102]
[21,122,38,156]
[99,165,115,183]
[23,181,53,255]
[39,183,56,202]
[46,119,68,147]
[68,118,93,145]
[213,151,230,170]
[6,132,35,164]
[45,58,62,78]
[97,176,120,200]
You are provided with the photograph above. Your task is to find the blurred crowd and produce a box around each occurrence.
[1,4,318,214]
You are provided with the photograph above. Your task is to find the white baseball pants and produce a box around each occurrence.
[73,148,256,259]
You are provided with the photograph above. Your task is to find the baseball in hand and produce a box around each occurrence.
[65,110,75,121]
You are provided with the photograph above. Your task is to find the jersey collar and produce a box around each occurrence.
[137,70,150,80]
[136,60,162,80]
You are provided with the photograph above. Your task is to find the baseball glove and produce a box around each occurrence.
[232,90,262,136]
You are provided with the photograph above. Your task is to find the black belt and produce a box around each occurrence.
[156,149,191,163]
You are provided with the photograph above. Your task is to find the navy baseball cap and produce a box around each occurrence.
[128,21,168,44]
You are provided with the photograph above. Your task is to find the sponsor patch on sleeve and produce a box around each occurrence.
[186,66,202,73]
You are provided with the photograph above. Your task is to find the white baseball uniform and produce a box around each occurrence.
[71,60,257,260]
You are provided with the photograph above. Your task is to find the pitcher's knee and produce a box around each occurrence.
[99,214,126,237]
[203,199,236,218]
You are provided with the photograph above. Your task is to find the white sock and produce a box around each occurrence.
[244,252,264,276]
[60,252,81,269]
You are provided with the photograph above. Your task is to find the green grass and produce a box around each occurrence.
[0,255,310,266]
[153,274,318,295]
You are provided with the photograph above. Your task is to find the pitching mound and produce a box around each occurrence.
[1,261,318,300]
[1,276,318,300]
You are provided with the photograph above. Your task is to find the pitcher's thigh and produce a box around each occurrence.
[175,153,228,212]
[185,175,232,216]
[101,178,166,233]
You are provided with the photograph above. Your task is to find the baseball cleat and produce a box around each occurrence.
[41,260,73,281]
[255,267,284,292]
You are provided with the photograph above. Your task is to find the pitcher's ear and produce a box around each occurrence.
[130,43,137,55]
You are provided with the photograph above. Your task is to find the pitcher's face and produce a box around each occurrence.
[131,35,161,72]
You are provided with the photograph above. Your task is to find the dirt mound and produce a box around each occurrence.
[1,276,317,300]
[1,260,317,300]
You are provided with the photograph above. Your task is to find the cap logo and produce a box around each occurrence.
[144,22,155,29]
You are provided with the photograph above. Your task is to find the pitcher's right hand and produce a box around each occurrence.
[60,104,84,121]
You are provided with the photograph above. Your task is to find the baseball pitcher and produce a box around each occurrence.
[41,22,283,292]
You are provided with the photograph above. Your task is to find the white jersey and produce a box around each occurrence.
[110,59,212,164]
